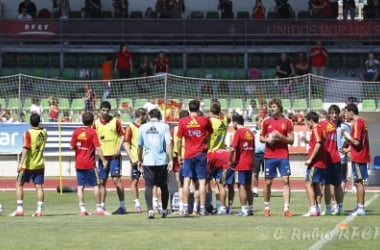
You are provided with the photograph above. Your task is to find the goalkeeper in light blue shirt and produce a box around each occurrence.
[251,115,266,197]
[137,108,173,219]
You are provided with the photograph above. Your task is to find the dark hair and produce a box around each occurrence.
[135,107,147,118]
[346,103,359,115]
[30,113,41,127]
[328,104,340,115]
[82,112,94,126]
[210,101,221,115]
[305,111,319,123]
[119,42,127,51]
[232,114,244,125]
[268,98,283,113]
[149,108,161,119]
[189,99,200,112]
[179,110,189,119]
[100,101,111,110]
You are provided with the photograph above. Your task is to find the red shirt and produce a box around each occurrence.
[116,50,132,70]
[261,116,293,159]
[308,125,327,169]
[70,127,101,170]
[319,119,341,164]
[154,58,169,73]
[350,118,371,163]
[124,122,140,143]
[231,127,254,171]
[310,47,328,67]
[207,149,230,171]
[48,104,59,119]
[177,115,212,159]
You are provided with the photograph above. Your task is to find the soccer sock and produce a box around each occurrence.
[358,204,364,210]
[183,204,188,214]
[253,187,258,193]
[119,201,125,209]
[326,204,331,211]
[36,201,43,213]
[264,202,270,210]
[316,204,321,212]
[241,205,248,213]
[79,203,86,212]
[96,204,103,212]
[179,202,183,211]
[248,205,253,212]
[16,200,23,212]
[338,203,343,210]
[199,205,204,212]
[101,202,105,210]
[310,206,317,212]
[284,203,290,211]
[194,202,199,212]
[134,199,141,207]
[153,197,158,208]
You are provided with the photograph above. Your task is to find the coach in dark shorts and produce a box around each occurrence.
[251,115,265,197]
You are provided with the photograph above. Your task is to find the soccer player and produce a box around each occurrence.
[259,98,294,217]
[328,104,351,214]
[10,113,48,217]
[137,108,173,219]
[124,107,148,213]
[207,101,231,212]
[177,99,213,216]
[319,110,343,216]
[70,112,109,216]
[171,110,189,215]
[207,149,235,215]
[251,115,265,197]
[304,111,327,217]
[93,101,126,214]
[342,104,370,216]
[229,114,255,216]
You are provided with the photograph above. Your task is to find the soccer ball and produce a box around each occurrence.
[0,204,3,214]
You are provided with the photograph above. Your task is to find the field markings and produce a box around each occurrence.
[309,193,379,250]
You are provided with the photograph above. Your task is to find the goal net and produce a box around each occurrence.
[0,73,377,123]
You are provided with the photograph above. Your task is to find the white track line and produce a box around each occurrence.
[309,193,379,250]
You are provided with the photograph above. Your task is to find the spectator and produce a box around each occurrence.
[113,0,128,18]
[153,51,169,75]
[343,0,356,20]
[310,0,332,18]
[102,54,113,101]
[330,0,339,19]
[81,83,96,112]
[61,111,72,122]
[144,7,157,18]
[359,53,380,81]
[168,0,185,18]
[143,97,158,112]
[138,55,154,77]
[156,0,170,18]
[310,40,328,76]
[275,52,295,78]
[253,0,266,19]
[115,42,133,79]
[48,96,59,122]
[18,0,37,18]
[83,0,101,18]
[18,8,33,20]
[364,0,379,18]
[218,0,233,19]
[295,52,310,75]
[0,109,14,123]
[30,98,43,116]
[274,0,293,18]
[18,111,26,123]
[57,0,71,19]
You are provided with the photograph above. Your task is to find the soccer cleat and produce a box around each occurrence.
[337,210,345,216]
[217,209,227,215]
[199,209,209,216]
[154,205,161,213]
[302,211,320,217]
[253,193,259,198]
[235,210,248,217]
[247,210,254,216]
[135,205,142,213]
[323,210,333,216]
[263,209,271,217]
[351,209,366,216]
[283,210,292,217]
[112,207,126,215]
[80,211,91,216]
[182,209,189,217]
[95,210,112,216]
[192,209,199,215]
[161,211,167,218]
[32,212,42,217]
[9,210,24,217]
[148,210,155,219]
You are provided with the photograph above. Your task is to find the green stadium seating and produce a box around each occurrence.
[298,10,310,19]
[30,68,46,77]
[81,54,96,68]
[40,98,50,110]
[217,68,232,80]
[70,98,83,111]
[190,11,204,19]
[310,98,323,111]
[362,99,377,111]
[50,54,61,68]
[219,54,233,68]
[249,54,264,68]
[7,98,21,111]
[59,98,70,111]
[102,11,113,18]
[206,11,219,19]
[345,54,361,70]
[328,54,343,70]
[0,67,14,76]
[203,68,216,78]
[2,53,17,67]
[233,68,246,79]
[265,54,279,68]
[292,98,308,111]
[23,98,32,111]
[186,68,201,78]
[187,54,201,68]
[69,11,82,18]
[282,98,292,112]
[263,68,276,79]
[46,68,61,79]
[171,54,183,68]
[235,54,245,68]
[0,98,6,108]
[236,11,250,19]
[62,68,77,80]
[17,67,30,75]
[64,54,79,68]
[171,68,185,76]
[229,98,244,110]
[35,54,49,67]
[204,54,218,68]
[18,54,34,67]
[130,11,143,19]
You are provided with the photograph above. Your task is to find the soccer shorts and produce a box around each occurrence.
[341,162,348,182]
[76,169,100,187]
[16,170,44,185]
[325,162,342,186]
[131,162,142,180]
[143,165,168,187]
[235,170,253,185]
[253,153,265,174]
[264,158,291,179]
[182,152,207,180]
[98,156,122,179]
[305,167,326,183]
[351,162,369,182]
[218,168,235,185]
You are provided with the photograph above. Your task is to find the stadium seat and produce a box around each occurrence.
[187,54,201,68]
[310,98,323,111]
[50,54,61,68]
[233,68,246,80]
[130,11,143,19]
[361,99,377,111]
[328,54,343,71]
[22,98,32,111]
[0,67,15,76]
[171,54,183,68]
[236,11,250,19]
[229,98,244,110]
[134,98,147,109]
[17,67,30,75]
[249,54,264,68]
[2,53,17,67]
[7,98,20,111]
[215,98,228,110]
[219,54,233,68]
[62,68,77,80]
[18,54,34,68]
[186,68,201,78]
[0,98,6,107]
[80,54,96,68]
[102,11,113,18]
[217,68,232,80]
[171,68,185,76]
[373,156,380,170]
[203,68,216,78]
[59,98,70,111]
[119,98,133,109]
[182,98,192,109]
[297,10,310,19]
[70,98,84,111]
[204,54,218,68]
[64,54,79,68]
[235,54,245,68]
[345,54,361,70]
[206,11,219,19]
[40,98,50,110]
[263,68,276,79]
[69,11,82,18]
[282,98,292,112]
[265,54,279,68]
[107,98,118,110]
[46,68,61,79]
[190,11,204,19]
[34,54,49,67]
[362,82,377,98]
[292,98,308,111]
[30,68,46,78]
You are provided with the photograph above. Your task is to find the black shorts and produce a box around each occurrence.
[143,165,168,187]
[253,153,265,174]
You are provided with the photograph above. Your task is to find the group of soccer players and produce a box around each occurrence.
[9,97,370,218]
